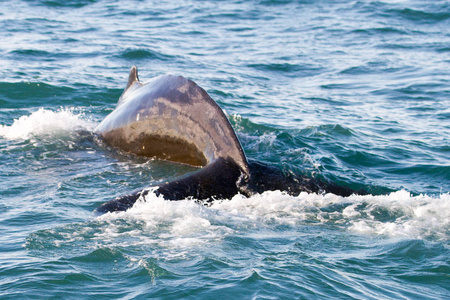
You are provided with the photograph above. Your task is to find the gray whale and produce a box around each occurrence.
[94,67,357,213]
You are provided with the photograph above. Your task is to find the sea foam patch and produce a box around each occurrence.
[26,190,448,262]
[99,189,449,242]
[95,191,234,252]
[345,191,449,240]
[0,107,94,140]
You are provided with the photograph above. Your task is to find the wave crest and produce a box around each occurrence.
[0,107,94,140]
[97,190,449,243]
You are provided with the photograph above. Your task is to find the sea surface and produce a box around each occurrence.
[0,0,449,298]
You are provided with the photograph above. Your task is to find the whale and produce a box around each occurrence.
[94,66,357,213]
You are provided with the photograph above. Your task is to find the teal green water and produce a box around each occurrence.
[1,0,449,298]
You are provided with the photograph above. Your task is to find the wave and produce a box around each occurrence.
[0,107,94,140]
[23,189,450,298]
[27,0,98,8]
[0,82,75,105]
[117,48,175,61]
[91,190,449,244]
[247,62,323,77]
[25,190,448,258]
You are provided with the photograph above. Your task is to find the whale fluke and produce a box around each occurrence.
[94,66,365,214]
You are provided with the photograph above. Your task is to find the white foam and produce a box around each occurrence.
[347,191,450,240]
[97,189,449,243]
[95,192,234,252]
[0,107,94,140]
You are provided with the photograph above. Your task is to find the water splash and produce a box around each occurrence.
[95,190,449,243]
[0,107,94,140]
[346,191,450,240]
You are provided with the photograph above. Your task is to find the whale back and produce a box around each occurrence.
[94,67,249,176]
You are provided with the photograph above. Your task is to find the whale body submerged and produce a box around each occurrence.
[94,67,356,213]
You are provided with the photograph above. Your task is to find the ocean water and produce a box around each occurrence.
[0,0,449,298]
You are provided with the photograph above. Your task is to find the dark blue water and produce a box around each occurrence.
[1,0,449,298]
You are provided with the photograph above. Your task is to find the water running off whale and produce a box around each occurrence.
[94,66,359,213]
